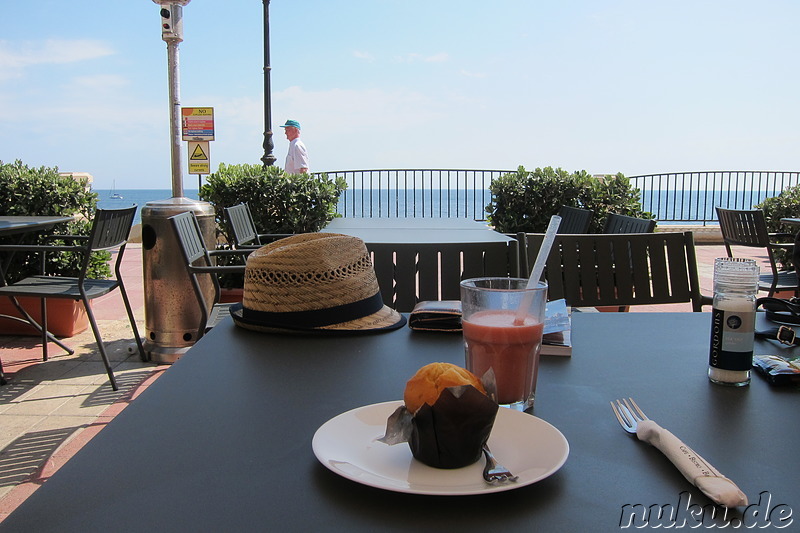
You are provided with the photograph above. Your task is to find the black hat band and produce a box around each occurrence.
[241,291,385,328]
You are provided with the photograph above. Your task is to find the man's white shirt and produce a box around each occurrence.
[285,138,309,174]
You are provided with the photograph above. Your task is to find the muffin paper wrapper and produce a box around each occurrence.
[379,373,499,469]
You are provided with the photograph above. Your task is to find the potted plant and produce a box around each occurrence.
[0,159,111,336]
[486,166,653,233]
[486,166,653,312]
[199,163,347,295]
[757,184,800,270]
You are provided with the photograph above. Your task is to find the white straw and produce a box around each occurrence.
[514,214,562,325]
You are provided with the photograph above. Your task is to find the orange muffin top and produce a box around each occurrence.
[403,362,486,414]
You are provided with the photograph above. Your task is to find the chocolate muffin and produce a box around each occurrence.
[403,362,498,469]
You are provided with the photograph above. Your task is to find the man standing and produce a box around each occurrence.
[280,119,309,174]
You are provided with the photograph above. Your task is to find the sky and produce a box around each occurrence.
[1,0,798,190]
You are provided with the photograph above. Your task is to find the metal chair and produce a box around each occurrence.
[557,206,593,234]
[523,231,711,312]
[170,211,254,340]
[508,206,595,274]
[603,213,657,234]
[715,207,798,297]
[368,240,519,312]
[223,203,293,248]
[0,206,144,390]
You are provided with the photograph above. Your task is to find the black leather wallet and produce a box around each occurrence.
[408,300,462,332]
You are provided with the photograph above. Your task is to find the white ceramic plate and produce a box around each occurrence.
[312,400,569,495]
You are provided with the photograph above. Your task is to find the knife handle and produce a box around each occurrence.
[635,419,747,507]
[635,419,717,481]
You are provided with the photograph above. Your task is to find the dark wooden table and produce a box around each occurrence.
[0,216,74,383]
[323,218,520,307]
[0,216,73,238]
[323,217,515,244]
[1,312,798,531]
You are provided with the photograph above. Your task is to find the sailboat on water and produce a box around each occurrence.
[109,181,123,199]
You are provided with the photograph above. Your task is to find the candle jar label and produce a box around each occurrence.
[709,308,755,371]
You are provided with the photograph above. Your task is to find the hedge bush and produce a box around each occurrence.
[0,159,110,283]
[486,166,653,233]
[756,184,800,269]
[199,163,347,245]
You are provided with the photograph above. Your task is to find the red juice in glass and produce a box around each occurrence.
[463,310,544,406]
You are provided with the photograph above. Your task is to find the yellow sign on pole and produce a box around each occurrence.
[188,141,210,175]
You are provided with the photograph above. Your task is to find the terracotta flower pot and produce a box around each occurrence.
[218,288,244,304]
[0,297,89,337]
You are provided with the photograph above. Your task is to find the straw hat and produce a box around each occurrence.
[230,233,406,333]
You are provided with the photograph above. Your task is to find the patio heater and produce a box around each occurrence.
[141,0,217,364]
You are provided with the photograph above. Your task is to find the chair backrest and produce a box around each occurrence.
[557,206,593,234]
[224,203,260,247]
[82,206,138,279]
[170,211,219,333]
[603,213,657,234]
[367,241,518,312]
[172,211,213,267]
[715,207,771,249]
[523,231,709,311]
[88,206,138,251]
[715,206,799,296]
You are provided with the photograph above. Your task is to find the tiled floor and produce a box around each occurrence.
[0,244,167,522]
[0,240,786,523]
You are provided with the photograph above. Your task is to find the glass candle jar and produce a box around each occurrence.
[708,257,759,386]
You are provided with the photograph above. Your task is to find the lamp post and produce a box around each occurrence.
[261,0,277,168]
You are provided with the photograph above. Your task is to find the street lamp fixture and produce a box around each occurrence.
[261,0,276,168]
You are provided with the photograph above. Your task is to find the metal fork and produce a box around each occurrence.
[610,397,647,435]
[482,444,518,484]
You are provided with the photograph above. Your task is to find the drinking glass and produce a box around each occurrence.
[460,277,547,412]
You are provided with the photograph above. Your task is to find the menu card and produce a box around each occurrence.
[542,299,571,356]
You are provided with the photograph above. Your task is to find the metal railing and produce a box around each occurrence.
[628,171,800,225]
[322,169,506,220]
[317,169,800,225]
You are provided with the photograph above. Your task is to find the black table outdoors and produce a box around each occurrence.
[323,217,516,244]
[323,218,520,308]
[0,216,74,238]
[1,313,798,531]
[0,215,74,384]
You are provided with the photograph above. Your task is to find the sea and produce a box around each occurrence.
[96,189,201,225]
[94,188,502,225]
[95,188,492,225]
[94,187,786,226]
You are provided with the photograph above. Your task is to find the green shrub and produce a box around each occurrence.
[578,172,654,231]
[756,184,800,269]
[0,159,111,283]
[486,166,653,233]
[198,163,346,288]
[199,163,347,244]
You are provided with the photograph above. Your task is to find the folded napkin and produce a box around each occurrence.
[636,419,748,508]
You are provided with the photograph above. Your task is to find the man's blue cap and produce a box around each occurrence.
[280,119,301,129]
